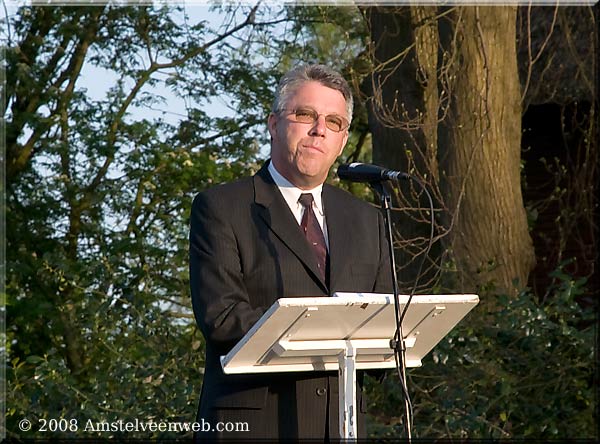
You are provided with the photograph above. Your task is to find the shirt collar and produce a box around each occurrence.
[268,160,325,216]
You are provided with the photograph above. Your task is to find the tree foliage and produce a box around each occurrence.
[4,3,282,438]
[3,3,370,439]
[366,265,596,438]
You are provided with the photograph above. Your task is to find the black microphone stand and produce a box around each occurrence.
[370,180,413,441]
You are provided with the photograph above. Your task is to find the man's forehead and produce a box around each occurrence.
[286,81,347,110]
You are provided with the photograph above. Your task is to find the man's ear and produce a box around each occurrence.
[267,113,277,139]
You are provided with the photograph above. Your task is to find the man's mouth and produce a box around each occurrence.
[303,144,324,153]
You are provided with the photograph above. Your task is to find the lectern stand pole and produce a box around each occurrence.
[338,341,357,440]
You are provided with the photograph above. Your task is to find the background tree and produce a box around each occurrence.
[3,3,285,438]
[360,3,596,438]
[366,5,537,299]
[515,5,597,303]
[2,2,370,439]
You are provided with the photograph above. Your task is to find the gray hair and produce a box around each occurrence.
[271,64,354,124]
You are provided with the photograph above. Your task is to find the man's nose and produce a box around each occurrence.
[308,115,327,136]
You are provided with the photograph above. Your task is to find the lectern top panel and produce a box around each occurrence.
[221,293,479,374]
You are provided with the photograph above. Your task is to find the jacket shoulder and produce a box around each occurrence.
[193,175,254,204]
[324,184,380,214]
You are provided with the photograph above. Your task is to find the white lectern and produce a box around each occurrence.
[221,293,479,439]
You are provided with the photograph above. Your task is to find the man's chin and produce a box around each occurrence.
[295,170,327,188]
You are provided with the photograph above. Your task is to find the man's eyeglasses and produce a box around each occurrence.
[279,107,350,133]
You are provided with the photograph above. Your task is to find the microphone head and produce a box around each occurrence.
[337,163,388,182]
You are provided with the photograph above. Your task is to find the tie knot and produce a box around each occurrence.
[298,193,314,208]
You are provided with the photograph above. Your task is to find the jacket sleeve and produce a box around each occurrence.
[189,191,265,354]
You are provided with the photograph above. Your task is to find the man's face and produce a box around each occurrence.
[268,81,349,190]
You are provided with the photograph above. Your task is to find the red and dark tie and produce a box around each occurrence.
[298,193,329,282]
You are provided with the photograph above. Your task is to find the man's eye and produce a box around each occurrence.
[326,117,343,129]
[295,109,315,120]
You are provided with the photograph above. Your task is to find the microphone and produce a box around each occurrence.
[337,163,409,182]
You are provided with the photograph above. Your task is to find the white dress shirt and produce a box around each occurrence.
[268,161,329,249]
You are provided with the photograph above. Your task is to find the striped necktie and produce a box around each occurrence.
[298,193,328,282]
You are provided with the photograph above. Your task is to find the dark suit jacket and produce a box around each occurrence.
[189,161,392,440]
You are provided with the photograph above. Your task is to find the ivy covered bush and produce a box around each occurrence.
[366,268,596,439]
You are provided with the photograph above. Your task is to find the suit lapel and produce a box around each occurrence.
[253,165,327,291]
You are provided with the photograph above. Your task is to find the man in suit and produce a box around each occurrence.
[189,64,392,441]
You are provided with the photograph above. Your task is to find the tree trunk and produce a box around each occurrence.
[439,6,536,298]
[367,6,536,300]
[365,6,442,291]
